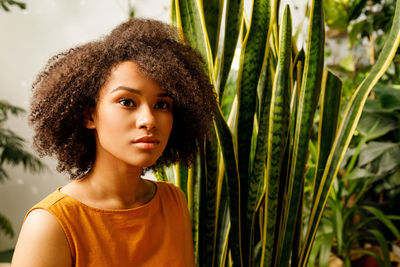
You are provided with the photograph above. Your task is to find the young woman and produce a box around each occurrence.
[12,18,216,267]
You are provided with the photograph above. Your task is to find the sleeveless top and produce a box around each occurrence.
[25,181,195,267]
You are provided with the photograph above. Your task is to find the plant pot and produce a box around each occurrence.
[351,255,380,267]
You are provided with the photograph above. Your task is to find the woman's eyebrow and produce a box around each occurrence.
[111,86,172,97]
[111,86,141,94]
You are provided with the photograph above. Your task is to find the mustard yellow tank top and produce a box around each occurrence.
[25,181,195,267]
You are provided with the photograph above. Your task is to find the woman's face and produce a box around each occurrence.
[86,61,173,168]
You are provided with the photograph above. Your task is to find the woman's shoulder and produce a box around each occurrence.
[155,180,188,206]
[156,180,184,196]
[12,205,72,266]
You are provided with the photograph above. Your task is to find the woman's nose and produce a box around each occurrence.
[136,105,157,130]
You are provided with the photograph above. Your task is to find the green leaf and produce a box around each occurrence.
[345,167,375,180]
[0,135,46,174]
[261,5,292,267]
[0,0,26,12]
[214,107,242,267]
[203,0,221,60]
[190,152,203,265]
[348,0,368,22]
[362,98,397,113]
[203,137,219,266]
[177,162,189,198]
[358,141,398,166]
[323,0,348,31]
[333,200,343,255]
[175,0,213,73]
[378,145,400,174]
[235,0,272,264]
[362,205,400,239]
[374,83,400,111]
[216,0,243,100]
[318,233,333,267]
[349,20,367,46]
[246,54,272,263]
[170,0,177,27]
[312,70,342,203]
[214,177,231,267]
[0,213,14,238]
[0,100,25,123]
[357,112,398,139]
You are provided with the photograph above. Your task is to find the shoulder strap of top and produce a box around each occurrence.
[24,189,66,220]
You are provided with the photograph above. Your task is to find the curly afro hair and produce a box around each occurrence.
[29,18,217,179]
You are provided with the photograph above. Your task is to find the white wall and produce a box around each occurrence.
[0,0,169,251]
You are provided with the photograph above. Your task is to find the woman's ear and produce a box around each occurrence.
[83,108,96,129]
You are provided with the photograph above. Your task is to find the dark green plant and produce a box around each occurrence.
[0,100,45,238]
[156,0,400,266]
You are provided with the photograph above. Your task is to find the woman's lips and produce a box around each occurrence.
[132,136,160,149]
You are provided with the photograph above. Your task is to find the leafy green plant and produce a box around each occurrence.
[154,0,400,266]
[355,84,400,203]
[0,100,45,238]
[307,135,400,266]
[308,176,400,267]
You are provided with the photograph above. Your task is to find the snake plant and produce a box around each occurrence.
[155,0,400,266]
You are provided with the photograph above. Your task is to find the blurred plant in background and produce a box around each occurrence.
[0,101,45,238]
[0,0,45,240]
[0,0,25,12]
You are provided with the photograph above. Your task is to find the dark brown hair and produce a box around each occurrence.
[29,18,216,179]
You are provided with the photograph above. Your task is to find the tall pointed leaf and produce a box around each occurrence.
[214,107,243,267]
[214,173,231,267]
[175,0,213,75]
[260,5,292,266]
[235,0,272,264]
[312,70,342,203]
[190,151,203,265]
[217,0,243,100]
[203,136,220,266]
[203,0,221,60]
[171,0,177,27]
[246,56,273,264]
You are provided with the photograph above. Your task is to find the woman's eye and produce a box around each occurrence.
[119,99,136,107]
[155,101,171,110]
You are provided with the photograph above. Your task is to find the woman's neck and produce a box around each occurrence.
[62,158,155,210]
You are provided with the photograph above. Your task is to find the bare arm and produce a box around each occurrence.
[11,209,72,267]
